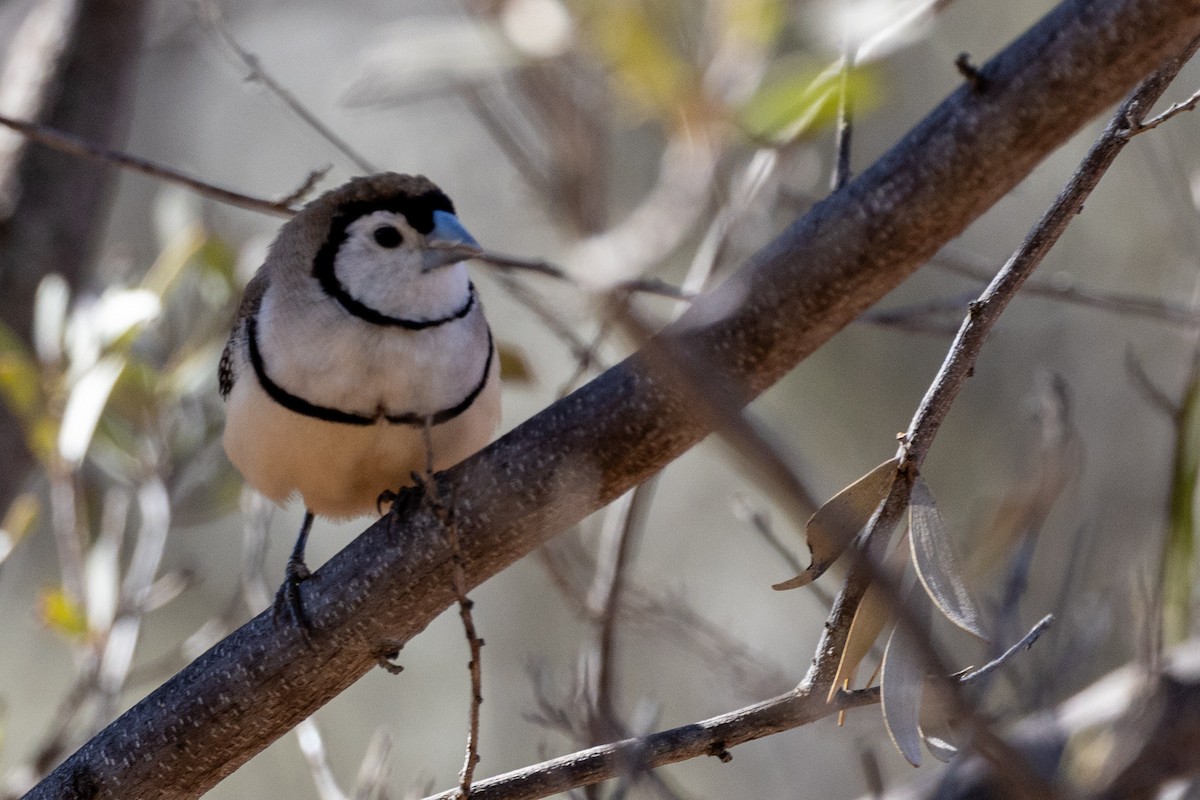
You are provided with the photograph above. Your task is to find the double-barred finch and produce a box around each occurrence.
[219,173,500,629]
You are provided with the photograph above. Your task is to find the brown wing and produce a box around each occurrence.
[218,270,270,400]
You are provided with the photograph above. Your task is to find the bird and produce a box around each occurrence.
[218,173,501,631]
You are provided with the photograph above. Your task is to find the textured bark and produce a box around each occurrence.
[24,0,1200,797]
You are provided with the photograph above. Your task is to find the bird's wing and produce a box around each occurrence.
[218,270,270,400]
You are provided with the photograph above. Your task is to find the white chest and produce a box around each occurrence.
[253,285,491,417]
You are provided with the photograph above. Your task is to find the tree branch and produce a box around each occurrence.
[23,0,1200,797]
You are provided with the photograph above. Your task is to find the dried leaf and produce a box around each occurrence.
[881,587,933,767]
[773,457,898,590]
[828,581,890,701]
[909,477,988,640]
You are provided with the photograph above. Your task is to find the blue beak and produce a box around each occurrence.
[423,210,480,272]
[429,209,480,248]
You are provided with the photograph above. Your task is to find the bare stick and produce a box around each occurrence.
[932,252,1200,328]
[1128,85,1200,133]
[423,422,484,798]
[960,614,1055,685]
[588,479,659,740]
[474,250,693,300]
[831,44,856,190]
[902,36,1200,469]
[0,112,296,216]
[423,685,881,800]
[200,1,376,174]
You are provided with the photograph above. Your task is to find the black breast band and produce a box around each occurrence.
[245,314,494,428]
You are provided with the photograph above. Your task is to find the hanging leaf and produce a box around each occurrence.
[774,457,899,590]
[909,477,988,640]
[881,586,934,767]
[919,678,961,763]
[828,581,891,701]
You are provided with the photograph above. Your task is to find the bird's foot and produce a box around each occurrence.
[273,557,314,643]
[377,473,443,517]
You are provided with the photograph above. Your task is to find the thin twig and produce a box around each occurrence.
[200,1,377,173]
[960,614,1055,685]
[474,250,693,300]
[831,44,856,191]
[423,684,880,800]
[932,252,1200,329]
[296,718,350,800]
[902,38,1200,468]
[424,422,485,799]
[0,112,296,216]
[588,479,658,740]
[1127,85,1200,134]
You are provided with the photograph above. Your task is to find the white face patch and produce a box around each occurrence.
[327,208,473,323]
[333,210,425,299]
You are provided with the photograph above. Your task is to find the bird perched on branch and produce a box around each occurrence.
[219,173,500,630]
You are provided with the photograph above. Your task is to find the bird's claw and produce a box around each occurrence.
[273,558,314,644]
[376,488,399,515]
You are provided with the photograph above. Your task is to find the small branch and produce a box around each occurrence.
[473,250,693,300]
[1127,85,1200,134]
[428,473,485,798]
[901,35,1200,469]
[423,686,880,800]
[932,252,1200,329]
[831,45,856,191]
[200,1,377,173]
[960,614,1055,685]
[588,480,658,739]
[0,112,296,216]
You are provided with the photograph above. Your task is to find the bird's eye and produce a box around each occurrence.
[373,225,403,248]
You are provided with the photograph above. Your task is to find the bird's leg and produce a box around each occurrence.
[376,416,441,514]
[273,510,315,635]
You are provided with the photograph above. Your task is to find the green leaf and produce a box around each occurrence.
[740,59,879,144]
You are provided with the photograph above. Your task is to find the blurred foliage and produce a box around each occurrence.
[1162,368,1200,644]
[36,587,88,641]
[568,0,878,139]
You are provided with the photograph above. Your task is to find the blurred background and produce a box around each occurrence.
[0,0,1198,797]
